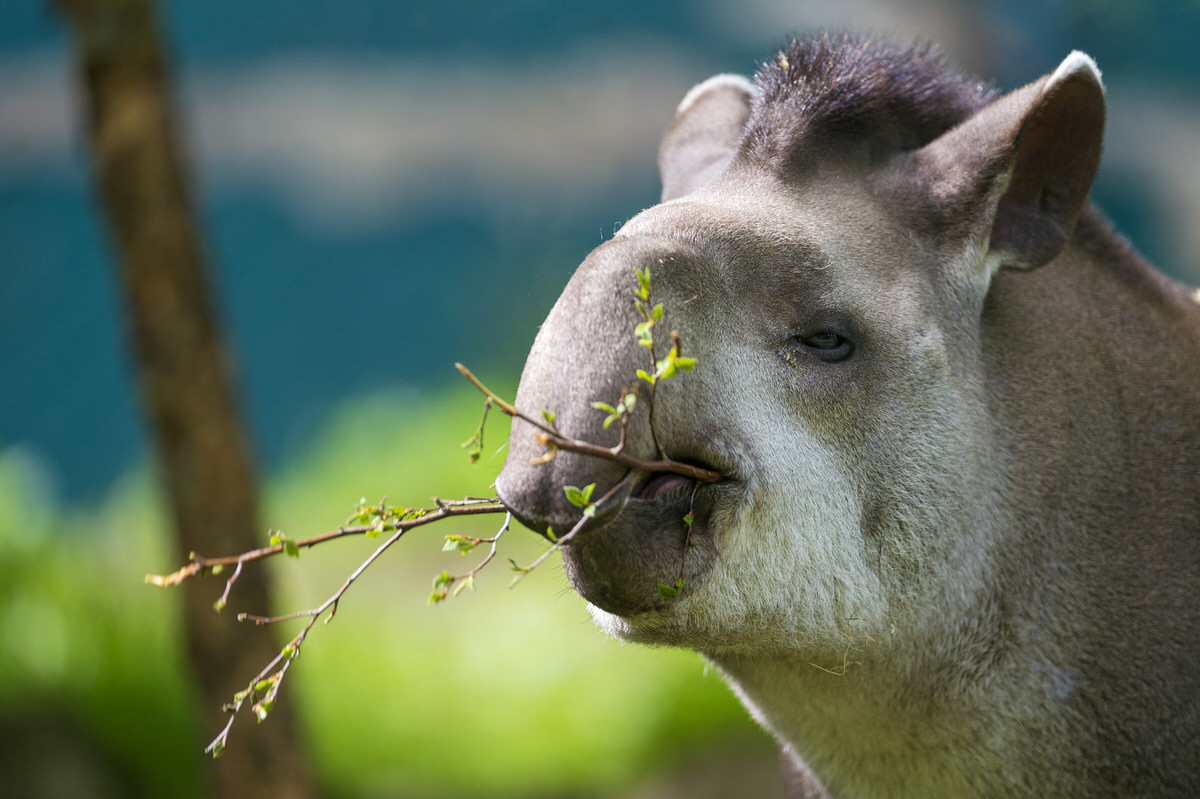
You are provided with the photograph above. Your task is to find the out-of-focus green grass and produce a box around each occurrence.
[0,381,773,798]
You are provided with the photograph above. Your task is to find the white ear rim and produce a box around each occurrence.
[676,73,756,115]
[1048,51,1105,96]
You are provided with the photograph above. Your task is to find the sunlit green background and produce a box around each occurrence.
[0,391,779,798]
[3,1,1198,796]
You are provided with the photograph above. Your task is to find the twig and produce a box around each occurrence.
[200,498,508,755]
[433,512,513,602]
[461,512,510,577]
[455,364,722,484]
[146,501,507,590]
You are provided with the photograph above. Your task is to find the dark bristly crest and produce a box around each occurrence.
[741,33,997,168]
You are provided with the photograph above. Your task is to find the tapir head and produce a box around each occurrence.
[496,36,1105,658]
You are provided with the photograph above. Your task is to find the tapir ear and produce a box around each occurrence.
[912,51,1105,271]
[658,74,755,201]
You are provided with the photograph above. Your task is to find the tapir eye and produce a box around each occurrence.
[780,331,855,364]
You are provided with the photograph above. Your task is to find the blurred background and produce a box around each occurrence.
[1,1,1197,797]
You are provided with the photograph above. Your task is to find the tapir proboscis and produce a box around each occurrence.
[496,34,1200,798]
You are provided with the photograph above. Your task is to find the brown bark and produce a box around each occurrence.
[59,1,318,796]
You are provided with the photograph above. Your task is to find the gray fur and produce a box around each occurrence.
[497,34,1200,798]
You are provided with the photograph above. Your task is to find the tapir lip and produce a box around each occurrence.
[631,471,694,501]
[496,448,741,617]
[496,444,733,538]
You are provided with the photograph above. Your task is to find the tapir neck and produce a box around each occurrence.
[984,209,1200,555]
[711,650,1049,798]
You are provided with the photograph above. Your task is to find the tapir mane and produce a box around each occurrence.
[741,34,998,169]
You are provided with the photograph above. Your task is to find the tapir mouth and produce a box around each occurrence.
[631,471,695,501]
[496,451,737,617]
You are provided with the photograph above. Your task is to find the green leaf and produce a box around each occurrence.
[564,483,595,507]
[211,564,224,575]
[210,739,225,759]
[212,597,226,613]
[545,526,558,543]
[443,535,478,555]
[657,577,686,598]
[541,409,556,426]
[637,368,655,384]
[582,503,597,518]
[590,401,617,415]
[636,266,652,299]
[452,574,475,597]
[433,571,453,588]
[683,512,693,527]
[652,302,664,320]
[674,356,697,371]
[253,699,274,722]
[269,533,282,547]
[283,538,300,558]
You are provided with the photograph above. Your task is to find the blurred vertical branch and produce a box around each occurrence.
[58,1,317,796]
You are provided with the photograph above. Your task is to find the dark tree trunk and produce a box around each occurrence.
[59,1,318,796]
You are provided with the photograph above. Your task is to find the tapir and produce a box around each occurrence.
[495,34,1200,798]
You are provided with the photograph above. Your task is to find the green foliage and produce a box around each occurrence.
[654,344,697,382]
[563,483,595,507]
[270,531,302,557]
[657,577,686,598]
[443,534,480,555]
[564,483,597,519]
[591,392,637,429]
[627,266,697,388]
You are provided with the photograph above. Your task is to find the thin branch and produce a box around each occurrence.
[460,512,510,580]
[200,498,508,755]
[676,482,699,583]
[146,501,507,589]
[455,364,722,484]
[239,517,409,628]
[212,561,242,613]
[433,512,513,602]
